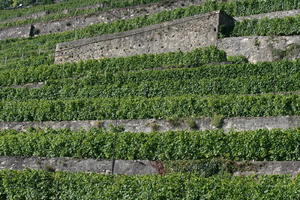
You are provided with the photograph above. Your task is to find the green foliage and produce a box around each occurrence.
[1,128,300,161]
[211,114,225,128]
[227,55,249,64]
[1,48,300,88]
[187,119,198,130]
[0,46,227,86]
[0,0,164,22]
[0,0,54,9]
[227,15,300,37]
[1,170,300,199]
[2,170,55,199]
[0,93,299,122]
[2,0,300,70]
[0,72,298,101]
[2,0,300,29]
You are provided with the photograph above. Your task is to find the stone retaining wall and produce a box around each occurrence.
[235,9,300,21]
[1,156,300,176]
[0,11,48,25]
[0,156,158,175]
[0,116,299,132]
[0,0,205,40]
[54,11,234,63]
[234,161,300,176]
[218,35,300,63]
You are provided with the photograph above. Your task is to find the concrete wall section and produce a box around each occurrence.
[218,35,300,63]
[55,11,235,63]
[0,116,299,132]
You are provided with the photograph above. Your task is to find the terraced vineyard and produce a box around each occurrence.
[0,0,300,199]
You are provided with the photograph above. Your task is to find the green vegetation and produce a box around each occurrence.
[0,0,164,22]
[0,46,227,85]
[0,0,299,197]
[187,119,198,130]
[1,128,300,160]
[211,114,224,128]
[2,0,300,70]
[2,0,300,29]
[0,170,299,199]
[227,15,300,37]
[0,72,298,100]
[2,48,300,87]
[227,55,249,64]
[0,0,54,9]
[0,93,298,122]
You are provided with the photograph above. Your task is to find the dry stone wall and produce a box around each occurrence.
[0,156,158,175]
[218,35,300,63]
[234,161,300,176]
[55,11,234,63]
[53,8,300,64]
[0,116,299,133]
[1,156,300,176]
[235,9,300,21]
[0,11,48,25]
[0,0,205,40]
[0,25,32,40]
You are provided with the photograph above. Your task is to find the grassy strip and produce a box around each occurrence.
[0,46,227,86]
[0,93,299,122]
[1,55,298,87]
[0,72,299,100]
[1,47,299,88]
[0,170,300,199]
[224,14,300,37]
[1,128,300,160]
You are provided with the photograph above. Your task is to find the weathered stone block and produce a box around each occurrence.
[0,25,32,40]
[55,11,235,64]
[218,35,300,63]
[0,116,299,132]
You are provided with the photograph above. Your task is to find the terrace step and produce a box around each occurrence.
[1,116,299,132]
[218,35,300,63]
[0,0,205,40]
[235,9,300,21]
[1,156,300,176]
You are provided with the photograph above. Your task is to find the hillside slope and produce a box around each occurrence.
[0,0,300,199]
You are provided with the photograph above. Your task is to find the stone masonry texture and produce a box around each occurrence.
[0,0,205,40]
[0,116,299,133]
[54,11,235,63]
[218,35,300,63]
[1,156,300,176]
